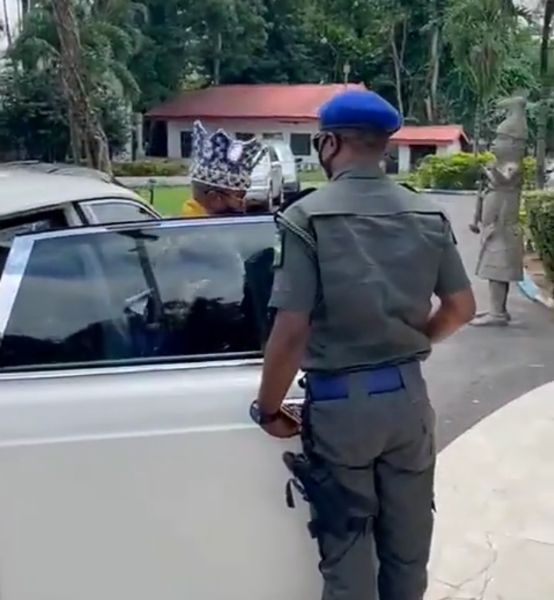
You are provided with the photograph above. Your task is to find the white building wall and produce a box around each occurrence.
[166,118,320,165]
[398,145,411,173]
[437,140,461,157]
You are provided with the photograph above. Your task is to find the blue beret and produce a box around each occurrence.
[319,90,402,135]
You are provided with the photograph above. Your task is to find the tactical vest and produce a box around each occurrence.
[275,172,452,372]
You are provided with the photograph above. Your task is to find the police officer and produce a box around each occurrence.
[255,90,476,600]
[182,121,264,217]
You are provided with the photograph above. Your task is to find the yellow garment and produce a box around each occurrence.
[181,198,208,218]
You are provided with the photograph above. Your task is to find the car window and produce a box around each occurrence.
[268,147,279,162]
[0,210,67,277]
[0,219,276,370]
[81,201,157,224]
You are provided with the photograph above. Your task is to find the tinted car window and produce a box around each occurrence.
[83,201,156,224]
[0,210,67,277]
[0,220,276,369]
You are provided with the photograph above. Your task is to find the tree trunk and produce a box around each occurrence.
[424,0,441,123]
[427,24,440,122]
[390,22,405,116]
[51,0,112,174]
[536,0,553,189]
[473,102,482,154]
[213,31,222,85]
[2,0,13,48]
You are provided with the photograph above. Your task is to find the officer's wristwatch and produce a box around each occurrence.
[250,401,281,425]
[258,408,281,425]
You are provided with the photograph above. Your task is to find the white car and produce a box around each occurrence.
[0,215,318,600]
[267,140,301,199]
[246,146,284,211]
[0,169,161,260]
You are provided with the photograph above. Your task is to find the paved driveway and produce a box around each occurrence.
[425,194,554,448]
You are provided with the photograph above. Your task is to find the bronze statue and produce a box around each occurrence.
[469,94,528,327]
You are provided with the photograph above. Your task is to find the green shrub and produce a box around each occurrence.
[522,157,537,190]
[410,152,536,191]
[113,160,187,177]
[410,152,493,190]
[526,190,554,284]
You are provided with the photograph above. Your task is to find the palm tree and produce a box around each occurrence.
[10,0,144,100]
[444,0,517,152]
[8,0,146,170]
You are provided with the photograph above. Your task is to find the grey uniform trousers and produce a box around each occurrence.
[304,363,436,600]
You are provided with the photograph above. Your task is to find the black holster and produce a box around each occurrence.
[282,451,366,539]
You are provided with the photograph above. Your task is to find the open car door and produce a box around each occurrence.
[0,216,317,600]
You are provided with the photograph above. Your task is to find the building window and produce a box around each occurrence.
[262,133,284,140]
[290,133,312,157]
[236,133,254,141]
[180,131,193,158]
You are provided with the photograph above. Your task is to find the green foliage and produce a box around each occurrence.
[0,66,69,161]
[409,152,494,190]
[526,191,554,282]
[0,64,131,160]
[410,152,538,190]
[522,156,537,190]
[113,160,187,176]
[3,0,551,163]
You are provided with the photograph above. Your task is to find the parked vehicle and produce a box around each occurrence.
[246,146,284,211]
[0,170,161,260]
[0,160,118,184]
[267,140,301,198]
[0,215,315,600]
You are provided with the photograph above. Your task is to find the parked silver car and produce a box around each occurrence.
[267,140,301,198]
[0,215,316,600]
[246,146,284,211]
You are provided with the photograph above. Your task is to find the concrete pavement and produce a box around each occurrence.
[423,194,554,598]
[426,195,554,449]
[428,381,554,599]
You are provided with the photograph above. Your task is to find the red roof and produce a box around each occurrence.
[147,84,367,122]
[391,125,467,146]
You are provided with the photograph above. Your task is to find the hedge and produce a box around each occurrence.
[408,152,536,191]
[525,190,554,284]
[112,160,187,177]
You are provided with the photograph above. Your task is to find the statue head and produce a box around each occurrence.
[491,94,528,164]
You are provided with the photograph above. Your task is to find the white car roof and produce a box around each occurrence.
[0,170,141,218]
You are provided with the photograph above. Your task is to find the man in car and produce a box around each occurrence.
[255,90,476,600]
[182,121,265,217]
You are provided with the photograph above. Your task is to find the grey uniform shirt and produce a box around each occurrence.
[269,167,471,373]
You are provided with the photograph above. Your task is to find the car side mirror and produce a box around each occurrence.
[295,157,303,165]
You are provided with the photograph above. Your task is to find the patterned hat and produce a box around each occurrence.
[190,121,266,191]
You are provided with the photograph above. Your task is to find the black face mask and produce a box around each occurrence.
[315,133,340,180]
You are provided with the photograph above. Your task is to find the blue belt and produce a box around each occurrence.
[306,366,405,402]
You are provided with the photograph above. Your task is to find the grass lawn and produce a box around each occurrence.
[134,173,412,217]
[299,169,325,183]
[135,175,331,217]
[137,186,191,216]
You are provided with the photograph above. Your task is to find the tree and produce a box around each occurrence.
[50,0,111,171]
[444,0,517,151]
[536,0,554,188]
[8,0,143,168]
[0,66,69,161]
